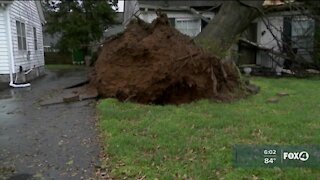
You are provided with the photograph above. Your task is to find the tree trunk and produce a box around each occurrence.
[195,0,264,59]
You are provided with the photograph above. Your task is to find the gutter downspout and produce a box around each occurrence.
[6,4,30,88]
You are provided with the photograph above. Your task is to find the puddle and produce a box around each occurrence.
[0,68,98,179]
[0,90,13,99]
[0,83,8,91]
[0,88,32,100]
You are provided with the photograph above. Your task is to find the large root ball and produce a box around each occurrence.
[91,14,247,104]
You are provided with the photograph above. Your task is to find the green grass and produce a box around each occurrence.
[97,77,320,179]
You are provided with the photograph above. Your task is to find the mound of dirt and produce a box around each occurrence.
[91,14,247,104]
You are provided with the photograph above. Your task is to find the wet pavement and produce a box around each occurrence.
[0,83,8,92]
[0,68,100,180]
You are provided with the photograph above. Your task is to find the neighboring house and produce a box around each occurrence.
[238,1,316,70]
[124,0,221,37]
[104,12,125,38]
[0,0,45,83]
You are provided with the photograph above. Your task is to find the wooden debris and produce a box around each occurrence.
[246,84,260,94]
[277,92,289,97]
[267,97,279,103]
[63,95,80,103]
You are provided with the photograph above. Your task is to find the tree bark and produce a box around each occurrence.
[195,0,264,59]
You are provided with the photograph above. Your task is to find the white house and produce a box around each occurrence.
[239,4,316,69]
[0,0,45,84]
[124,0,220,37]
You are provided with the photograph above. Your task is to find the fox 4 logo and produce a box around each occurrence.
[283,151,309,161]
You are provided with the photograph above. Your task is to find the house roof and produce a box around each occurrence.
[138,0,290,9]
[0,0,12,4]
[0,1,45,24]
[0,0,12,8]
[138,0,222,8]
[35,1,46,24]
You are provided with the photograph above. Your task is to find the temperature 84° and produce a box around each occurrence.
[264,157,276,164]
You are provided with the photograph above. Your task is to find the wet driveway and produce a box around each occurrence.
[0,68,100,180]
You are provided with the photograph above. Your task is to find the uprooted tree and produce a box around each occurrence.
[195,1,264,59]
[91,0,317,104]
[91,1,266,104]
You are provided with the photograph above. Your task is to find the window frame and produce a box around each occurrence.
[33,27,38,51]
[174,18,202,37]
[16,20,27,51]
[291,16,315,53]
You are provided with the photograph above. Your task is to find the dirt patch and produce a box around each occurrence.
[91,14,248,104]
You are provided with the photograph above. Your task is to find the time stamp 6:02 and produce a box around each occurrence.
[263,149,277,164]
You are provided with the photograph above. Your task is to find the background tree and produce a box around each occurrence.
[44,0,116,53]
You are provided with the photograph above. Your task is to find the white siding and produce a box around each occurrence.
[123,0,139,26]
[256,16,284,68]
[139,11,214,24]
[9,1,44,73]
[0,8,10,74]
[139,11,214,37]
[123,1,215,37]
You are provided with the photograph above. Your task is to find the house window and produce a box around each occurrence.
[291,17,314,49]
[33,27,38,50]
[16,21,27,50]
[175,19,201,37]
[291,16,315,60]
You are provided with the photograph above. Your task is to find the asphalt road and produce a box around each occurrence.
[0,68,100,180]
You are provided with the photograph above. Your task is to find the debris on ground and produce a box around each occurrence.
[266,97,279,103]
[277,92,289,97]
[246,84,260,94]
[306,69,320,74]
[91,14,249,104]
[40,85,98,106]
[63,95,80,103]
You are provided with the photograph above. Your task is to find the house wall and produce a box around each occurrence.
[123,0,215,36]
[256,15,284,68]
[124,0,139,26]
[139,10,214,37]
[9,1,44,73]
[255,13,315,69]
[139,10,214,23]
[0,7,10,75]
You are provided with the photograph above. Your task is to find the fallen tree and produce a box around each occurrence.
[91,14,253,104]
[91,1,265,104]
[195,1,264,58]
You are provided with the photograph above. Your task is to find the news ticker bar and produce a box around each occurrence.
[233,145,320,167]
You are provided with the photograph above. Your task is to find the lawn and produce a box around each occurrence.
[97,77,320,179]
